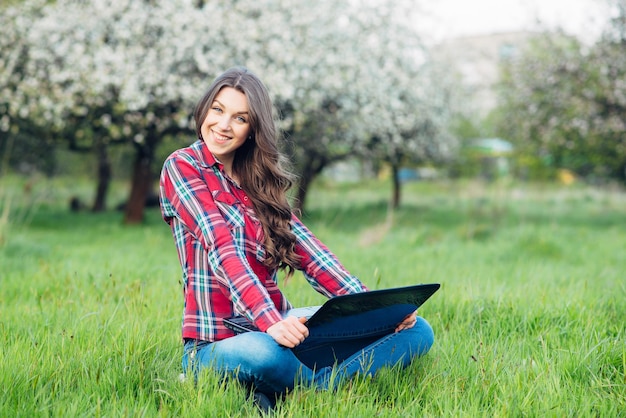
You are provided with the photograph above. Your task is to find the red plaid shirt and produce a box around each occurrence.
[159,140,367,342]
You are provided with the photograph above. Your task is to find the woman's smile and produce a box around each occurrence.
[200,86,251,169]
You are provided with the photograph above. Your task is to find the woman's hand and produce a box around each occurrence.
[395,311,417,333]
[266,316,309,348]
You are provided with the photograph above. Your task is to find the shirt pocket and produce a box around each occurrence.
[212,191,245,230]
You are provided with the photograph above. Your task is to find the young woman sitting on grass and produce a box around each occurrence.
[159,66,434,413]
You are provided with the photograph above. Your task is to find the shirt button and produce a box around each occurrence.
[244,196,249,201]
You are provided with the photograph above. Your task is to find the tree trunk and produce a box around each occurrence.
[124,139,155,224]
[92,136,111,212]
[391,163,401,209]
[293,154,327,214]
[294,171,313,215]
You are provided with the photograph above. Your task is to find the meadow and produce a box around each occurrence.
[1,176,625,417]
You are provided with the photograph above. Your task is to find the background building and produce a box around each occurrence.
[432,31,536,115]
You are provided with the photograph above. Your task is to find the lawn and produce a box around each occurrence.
[1,177,624,417]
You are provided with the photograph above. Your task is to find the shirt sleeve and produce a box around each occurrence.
[159,150,283,331]
[291,214,369,297]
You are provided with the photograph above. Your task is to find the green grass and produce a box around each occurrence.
[1,177,625,417]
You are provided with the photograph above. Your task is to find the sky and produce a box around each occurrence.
[419,0,611,43]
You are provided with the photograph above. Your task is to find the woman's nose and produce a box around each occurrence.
[217,115,231,130]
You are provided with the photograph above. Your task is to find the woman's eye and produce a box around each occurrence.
[212,106,222,113]
[235,116,247,123]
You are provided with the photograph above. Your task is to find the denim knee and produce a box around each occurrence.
[203,332,313,394]
[407,316,435,356]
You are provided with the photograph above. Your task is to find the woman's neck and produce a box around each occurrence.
[223,165,240,185]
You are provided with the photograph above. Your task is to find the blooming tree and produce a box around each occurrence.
[2,0,218,218]
[0,2,57,174]
[345,0,458,207]
[227,0,458,209]
[495,0,626,183]
[2,0,458,218]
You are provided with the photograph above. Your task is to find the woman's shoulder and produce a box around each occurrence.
[166,140,205,165]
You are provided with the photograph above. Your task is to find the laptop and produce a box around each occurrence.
[223,283,440,334]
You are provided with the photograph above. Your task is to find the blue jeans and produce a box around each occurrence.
[182,314,434,396]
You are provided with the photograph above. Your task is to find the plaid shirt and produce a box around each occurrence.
[160,140,367,342]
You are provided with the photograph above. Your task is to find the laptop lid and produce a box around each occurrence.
[305,283,440,327]
[224,283,440,333]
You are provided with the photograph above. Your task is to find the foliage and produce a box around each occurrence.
[1,178,625,416]
[495,1,626,183]
[0,0,458,213]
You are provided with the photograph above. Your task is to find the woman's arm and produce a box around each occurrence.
[291,214,368,298]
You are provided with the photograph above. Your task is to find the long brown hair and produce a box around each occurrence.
[194,67,300,277]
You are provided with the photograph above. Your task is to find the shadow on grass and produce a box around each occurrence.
[301,201,467,234]
[302,198,625,235]
[19,197,626,238]
[25,207,165,231]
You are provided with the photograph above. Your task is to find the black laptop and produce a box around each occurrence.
[223,283,440,334]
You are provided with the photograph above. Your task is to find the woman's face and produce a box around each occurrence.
[200,87,251,167]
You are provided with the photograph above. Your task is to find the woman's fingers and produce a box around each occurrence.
[266,316,309,347]
[395,311,417,333]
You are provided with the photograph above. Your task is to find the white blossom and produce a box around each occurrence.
[2,0,457,181]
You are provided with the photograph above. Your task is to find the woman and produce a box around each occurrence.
[159,67,434,411]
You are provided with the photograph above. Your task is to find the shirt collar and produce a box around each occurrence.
[192,139,220,169]
[190,139,243,189]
